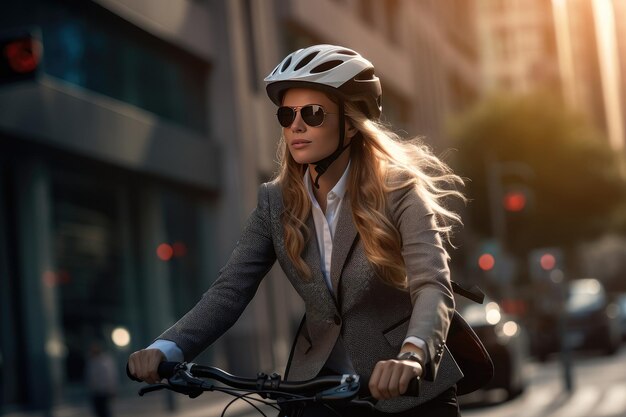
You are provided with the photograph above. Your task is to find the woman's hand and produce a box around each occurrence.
[369,356,423,400]
[127,349,166,384]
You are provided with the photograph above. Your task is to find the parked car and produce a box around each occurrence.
[612,292,626,341]
[531,278,621,360]
[456,296,528,400]
[565,279,621,354]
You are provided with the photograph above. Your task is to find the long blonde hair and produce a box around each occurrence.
[273,101,465,288]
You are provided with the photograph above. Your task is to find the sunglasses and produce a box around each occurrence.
[276,104,336,128]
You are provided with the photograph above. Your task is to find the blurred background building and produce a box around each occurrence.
[0,0,625,416]
[552,0,625,151]
[476,0,559,94]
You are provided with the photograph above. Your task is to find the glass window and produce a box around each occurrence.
[50,174,127,384]
[0,0,209,134]
[0,152,28,408]
[161,190,215,318]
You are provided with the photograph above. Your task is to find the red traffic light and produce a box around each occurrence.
[478,253,496,271]
[1,31,42,82]
[4,37,41,73]
[503,190,527,212]
[540,253,556,271]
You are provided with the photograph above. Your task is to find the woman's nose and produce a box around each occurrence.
[290,110,306,131]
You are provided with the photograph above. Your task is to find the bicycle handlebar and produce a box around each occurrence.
[127,360,420,411]
[156,362,367,395]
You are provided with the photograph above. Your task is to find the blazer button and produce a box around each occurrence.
[333,315,341,325]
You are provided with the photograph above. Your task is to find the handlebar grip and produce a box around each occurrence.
[405,377,420,397]
[158,361,182,379]
[126,363,143,382]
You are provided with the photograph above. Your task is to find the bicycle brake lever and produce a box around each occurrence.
[138,383,169,396]
[139,381,206,399]
[405,377,420,397]
[350,399,376,411]
[168,370,212,398]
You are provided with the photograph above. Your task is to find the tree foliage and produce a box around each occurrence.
[448,93,626,255]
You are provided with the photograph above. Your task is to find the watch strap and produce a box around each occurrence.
[396,351,424,367]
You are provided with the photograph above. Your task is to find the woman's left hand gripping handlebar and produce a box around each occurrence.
[127,349,166,384]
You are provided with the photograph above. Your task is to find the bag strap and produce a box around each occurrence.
[451,281,485,304]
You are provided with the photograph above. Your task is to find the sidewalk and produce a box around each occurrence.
[3,389,276,417]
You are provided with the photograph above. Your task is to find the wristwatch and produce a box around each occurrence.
[396,351,424,367]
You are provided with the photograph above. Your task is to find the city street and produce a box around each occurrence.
[462,347,626,417]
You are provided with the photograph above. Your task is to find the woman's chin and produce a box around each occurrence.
[290,154,316,165]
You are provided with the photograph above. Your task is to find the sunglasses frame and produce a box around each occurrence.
[276,104,336,128]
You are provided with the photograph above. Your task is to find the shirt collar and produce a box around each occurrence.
[304,161,351,204]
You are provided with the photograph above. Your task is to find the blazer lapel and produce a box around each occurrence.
[302,214,338,308]
[330,196,358,296]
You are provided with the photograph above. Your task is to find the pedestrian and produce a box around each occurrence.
[86,341,118,417]
[129,44,466,416]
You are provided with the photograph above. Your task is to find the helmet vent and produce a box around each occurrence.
[336,49,358,56]
[355,68,375,80]
[294,51,319,71]
[281,56,292,72]
[311,60,344,74]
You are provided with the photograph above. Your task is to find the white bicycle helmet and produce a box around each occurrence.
[265,44,382,119]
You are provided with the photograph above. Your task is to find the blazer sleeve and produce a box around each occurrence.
[388,183,455,381]
[158,183,277,361]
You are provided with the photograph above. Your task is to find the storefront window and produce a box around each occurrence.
[0,157,28,409]
[162,190,215,319]
[51,175,127,384]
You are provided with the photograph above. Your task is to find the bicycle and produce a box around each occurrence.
[127,361,420,417]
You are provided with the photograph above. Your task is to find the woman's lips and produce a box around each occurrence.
[290,139,311,149]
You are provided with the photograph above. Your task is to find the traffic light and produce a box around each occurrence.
[502,184,532,213]
[0,29,42,85]
[529,247,564,282]
[539,253,556,271]
[478,253,496,272]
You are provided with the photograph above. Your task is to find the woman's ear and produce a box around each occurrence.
[346,122,359,139]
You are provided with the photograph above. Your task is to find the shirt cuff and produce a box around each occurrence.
[147,339,185,362]
[402,337,429,364]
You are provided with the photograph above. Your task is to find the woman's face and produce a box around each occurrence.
[281,88,346,165]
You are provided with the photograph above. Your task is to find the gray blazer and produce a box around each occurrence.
[159,181,463,412]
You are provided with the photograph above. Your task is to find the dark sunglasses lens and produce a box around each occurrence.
[277,107,295,127]
[301,105,325,126]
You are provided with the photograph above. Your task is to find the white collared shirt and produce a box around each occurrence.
[303,162,351,291]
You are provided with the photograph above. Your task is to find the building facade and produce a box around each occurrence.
[476,0,559,93]
[552,0,625,151]
[0,0,480,414]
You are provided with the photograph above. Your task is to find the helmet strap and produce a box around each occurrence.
[311,99,351,189]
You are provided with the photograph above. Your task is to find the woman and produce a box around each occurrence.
[129,44,465,416]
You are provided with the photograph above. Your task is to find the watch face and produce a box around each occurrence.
[398,352,421,363]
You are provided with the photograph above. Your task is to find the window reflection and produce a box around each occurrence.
[51,178,123,383]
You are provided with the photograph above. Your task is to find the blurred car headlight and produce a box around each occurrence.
[606,303,620,319]
[502,321,519,337]
[486,302,502,325]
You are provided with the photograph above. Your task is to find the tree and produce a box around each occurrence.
[448,92,626,258]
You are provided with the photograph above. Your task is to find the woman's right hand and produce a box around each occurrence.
[127,349,166,384]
